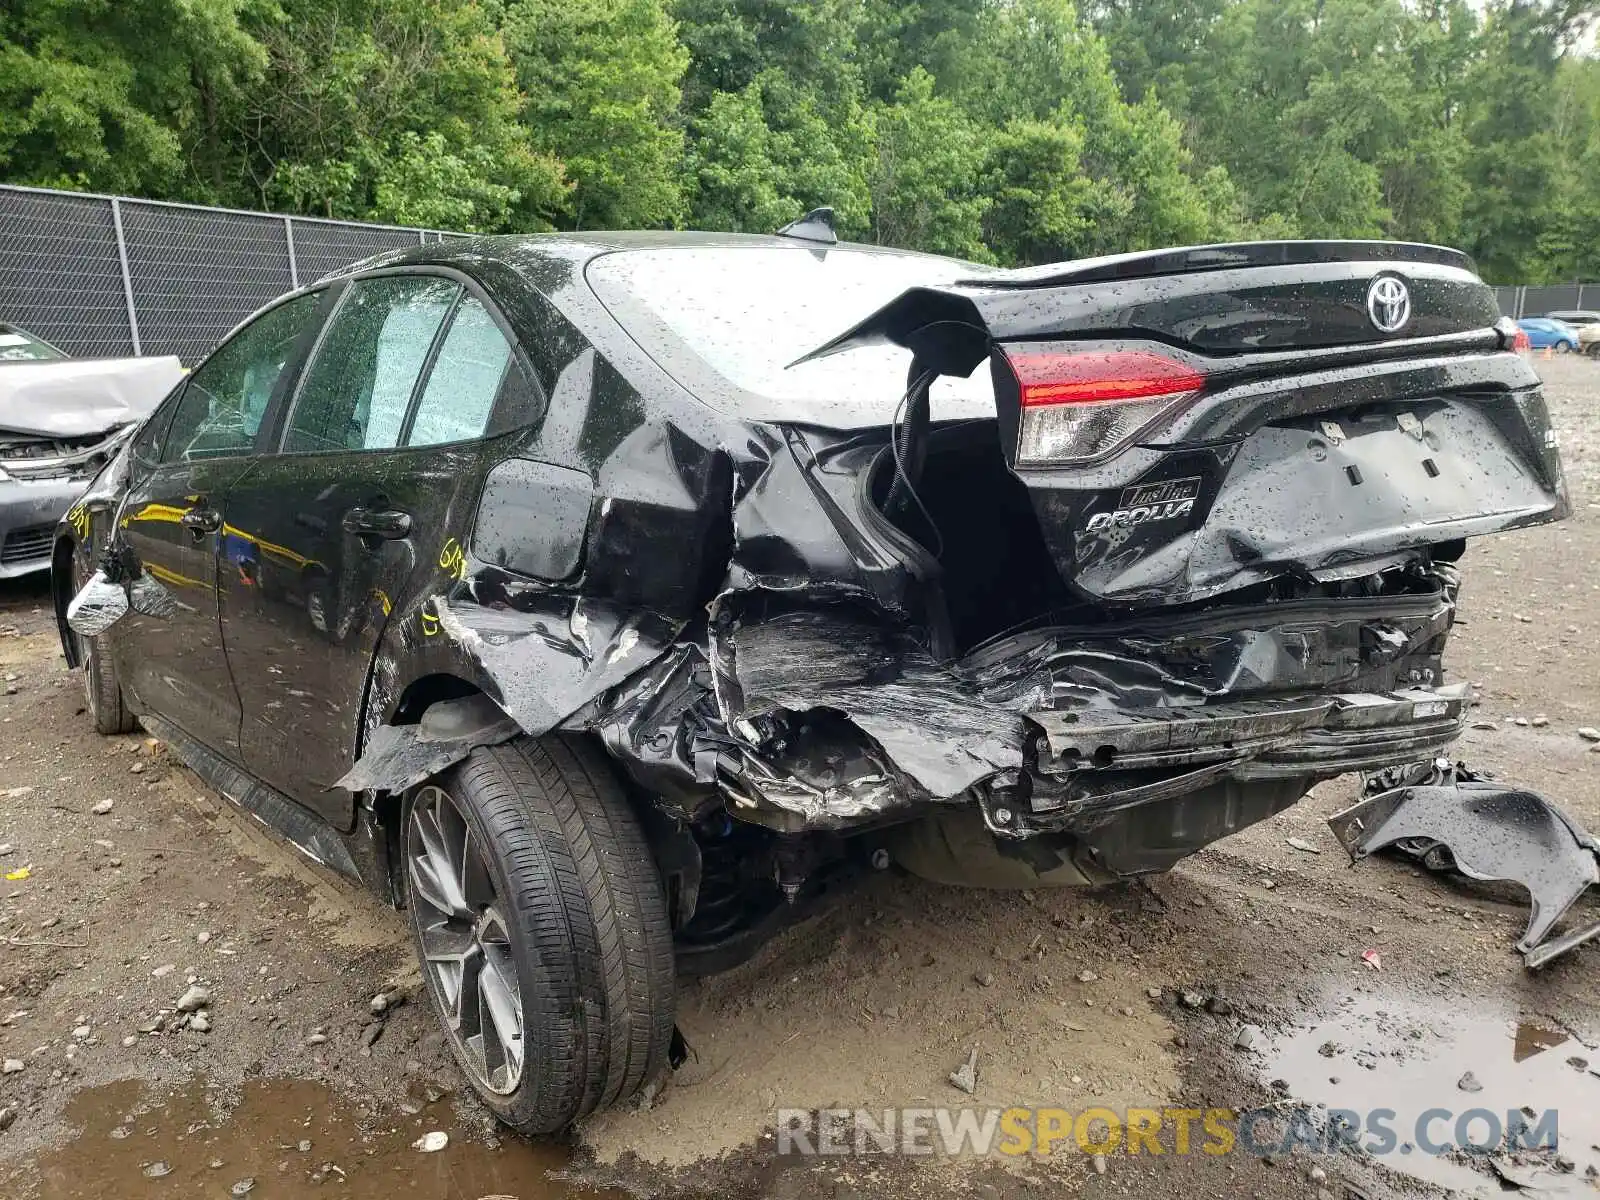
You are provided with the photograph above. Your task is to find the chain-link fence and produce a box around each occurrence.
[0,184,459,363]
[1492,283,1600,319]
[4,182,1590,359]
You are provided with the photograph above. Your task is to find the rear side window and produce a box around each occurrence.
[163,293,322,462]
[406,296,513,447]
[285,276,459,453]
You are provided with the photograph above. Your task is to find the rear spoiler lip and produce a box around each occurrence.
[790,240,1487,373]
[950,239,1476,290]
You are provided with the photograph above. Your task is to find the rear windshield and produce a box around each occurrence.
[586,246,996,426]
[0,326,65,362]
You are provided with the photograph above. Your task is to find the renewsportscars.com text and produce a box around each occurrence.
[775,1105,1561,1160]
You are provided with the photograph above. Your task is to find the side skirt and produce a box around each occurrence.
[141,713,365,885]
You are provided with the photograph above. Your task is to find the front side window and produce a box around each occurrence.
[406,296,514,447]
[284,276,459,453]
[163,293,322,462]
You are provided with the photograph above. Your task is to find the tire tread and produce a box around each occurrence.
[410,733,674,1133]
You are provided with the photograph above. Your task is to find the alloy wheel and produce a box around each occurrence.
[407,784,526,1095]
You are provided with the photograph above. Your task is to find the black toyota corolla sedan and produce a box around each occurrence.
[53,218,1567,1131]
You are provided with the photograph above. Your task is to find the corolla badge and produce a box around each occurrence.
[1367,275,1411,334]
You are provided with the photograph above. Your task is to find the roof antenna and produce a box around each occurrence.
[775,207,837,245]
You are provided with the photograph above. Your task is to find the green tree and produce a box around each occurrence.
[1083,0,1226,106]
[1457,1,1599,280]
[683,73,873,234]
[0,0,264,195]
[955,0,1240,261]
[869,67,992,260]
[503,0,687,230]
[673,0,863,113]
[225,0,566,230]
[672,0,875,235]
[856,0,987,101]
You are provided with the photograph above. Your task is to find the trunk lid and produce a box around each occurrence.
[805,240,1566,608]
[801,240,1500,363]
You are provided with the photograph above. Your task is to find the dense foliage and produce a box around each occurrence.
[1,0,1596,280]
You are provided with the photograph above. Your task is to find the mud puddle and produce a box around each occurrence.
[22,1076,621,1200]
[1257,990,1600,1196]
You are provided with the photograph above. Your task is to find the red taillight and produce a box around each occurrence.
[1513,328,1531,352]
[1001,347,1205,466]
[1006,349,1207,407]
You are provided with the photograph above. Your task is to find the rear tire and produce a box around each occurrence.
[403,733,675,1134]
[1555,340,1573,354]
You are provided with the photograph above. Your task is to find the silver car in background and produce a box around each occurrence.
[0,323,184,577]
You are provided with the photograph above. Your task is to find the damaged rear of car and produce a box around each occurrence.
[566,239,1565,884]
[56,231,1570,1135]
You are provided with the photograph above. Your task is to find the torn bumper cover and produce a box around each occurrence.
[1328,762,1600,968]
[670,601,1473,851]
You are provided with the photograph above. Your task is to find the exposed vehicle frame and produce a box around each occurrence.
[53,230,1575,1131]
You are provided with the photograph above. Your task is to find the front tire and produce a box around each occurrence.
[1555,340,1573,354]
[403,733,675,1133]
[70,560,136,736]
[81,635,137,735]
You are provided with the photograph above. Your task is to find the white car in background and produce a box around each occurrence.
[0,323,184,577]
[1540,309,1600,358]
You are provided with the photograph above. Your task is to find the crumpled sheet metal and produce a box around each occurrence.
[591,628,938,827]
[709,607,1030,802]
[338,592,686,796]
[127,571,181,620]
[434,594,682,738]
[337,695,521,793]
[344,566,1469,840]
[0,355,185,438]
[1327,762,1600,968]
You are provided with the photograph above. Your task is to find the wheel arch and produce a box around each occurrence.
[52,534,82,667]
[359,669,504,899]
[346,593,688,906]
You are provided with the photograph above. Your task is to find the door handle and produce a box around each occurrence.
[180,507,222,536]
[342,507,412,540]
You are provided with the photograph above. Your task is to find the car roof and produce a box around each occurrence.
[302,232,990,429]
[322,230,964,284]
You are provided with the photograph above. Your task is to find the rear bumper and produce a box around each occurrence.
[1031,686,1466,778]
[1008,684,1468,837]
[0,478,80,578]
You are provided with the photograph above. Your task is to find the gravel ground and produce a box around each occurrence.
[1,354,1597,1200]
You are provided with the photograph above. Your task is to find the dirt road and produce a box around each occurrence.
[2,355,1598,1200]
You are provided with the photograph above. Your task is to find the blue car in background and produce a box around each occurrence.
[1516,317,1581,351]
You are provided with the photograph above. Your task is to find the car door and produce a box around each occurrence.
[115,291,326,758]
[219,273,523,829]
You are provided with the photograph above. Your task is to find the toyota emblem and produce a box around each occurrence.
[1367,275,1411,334]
